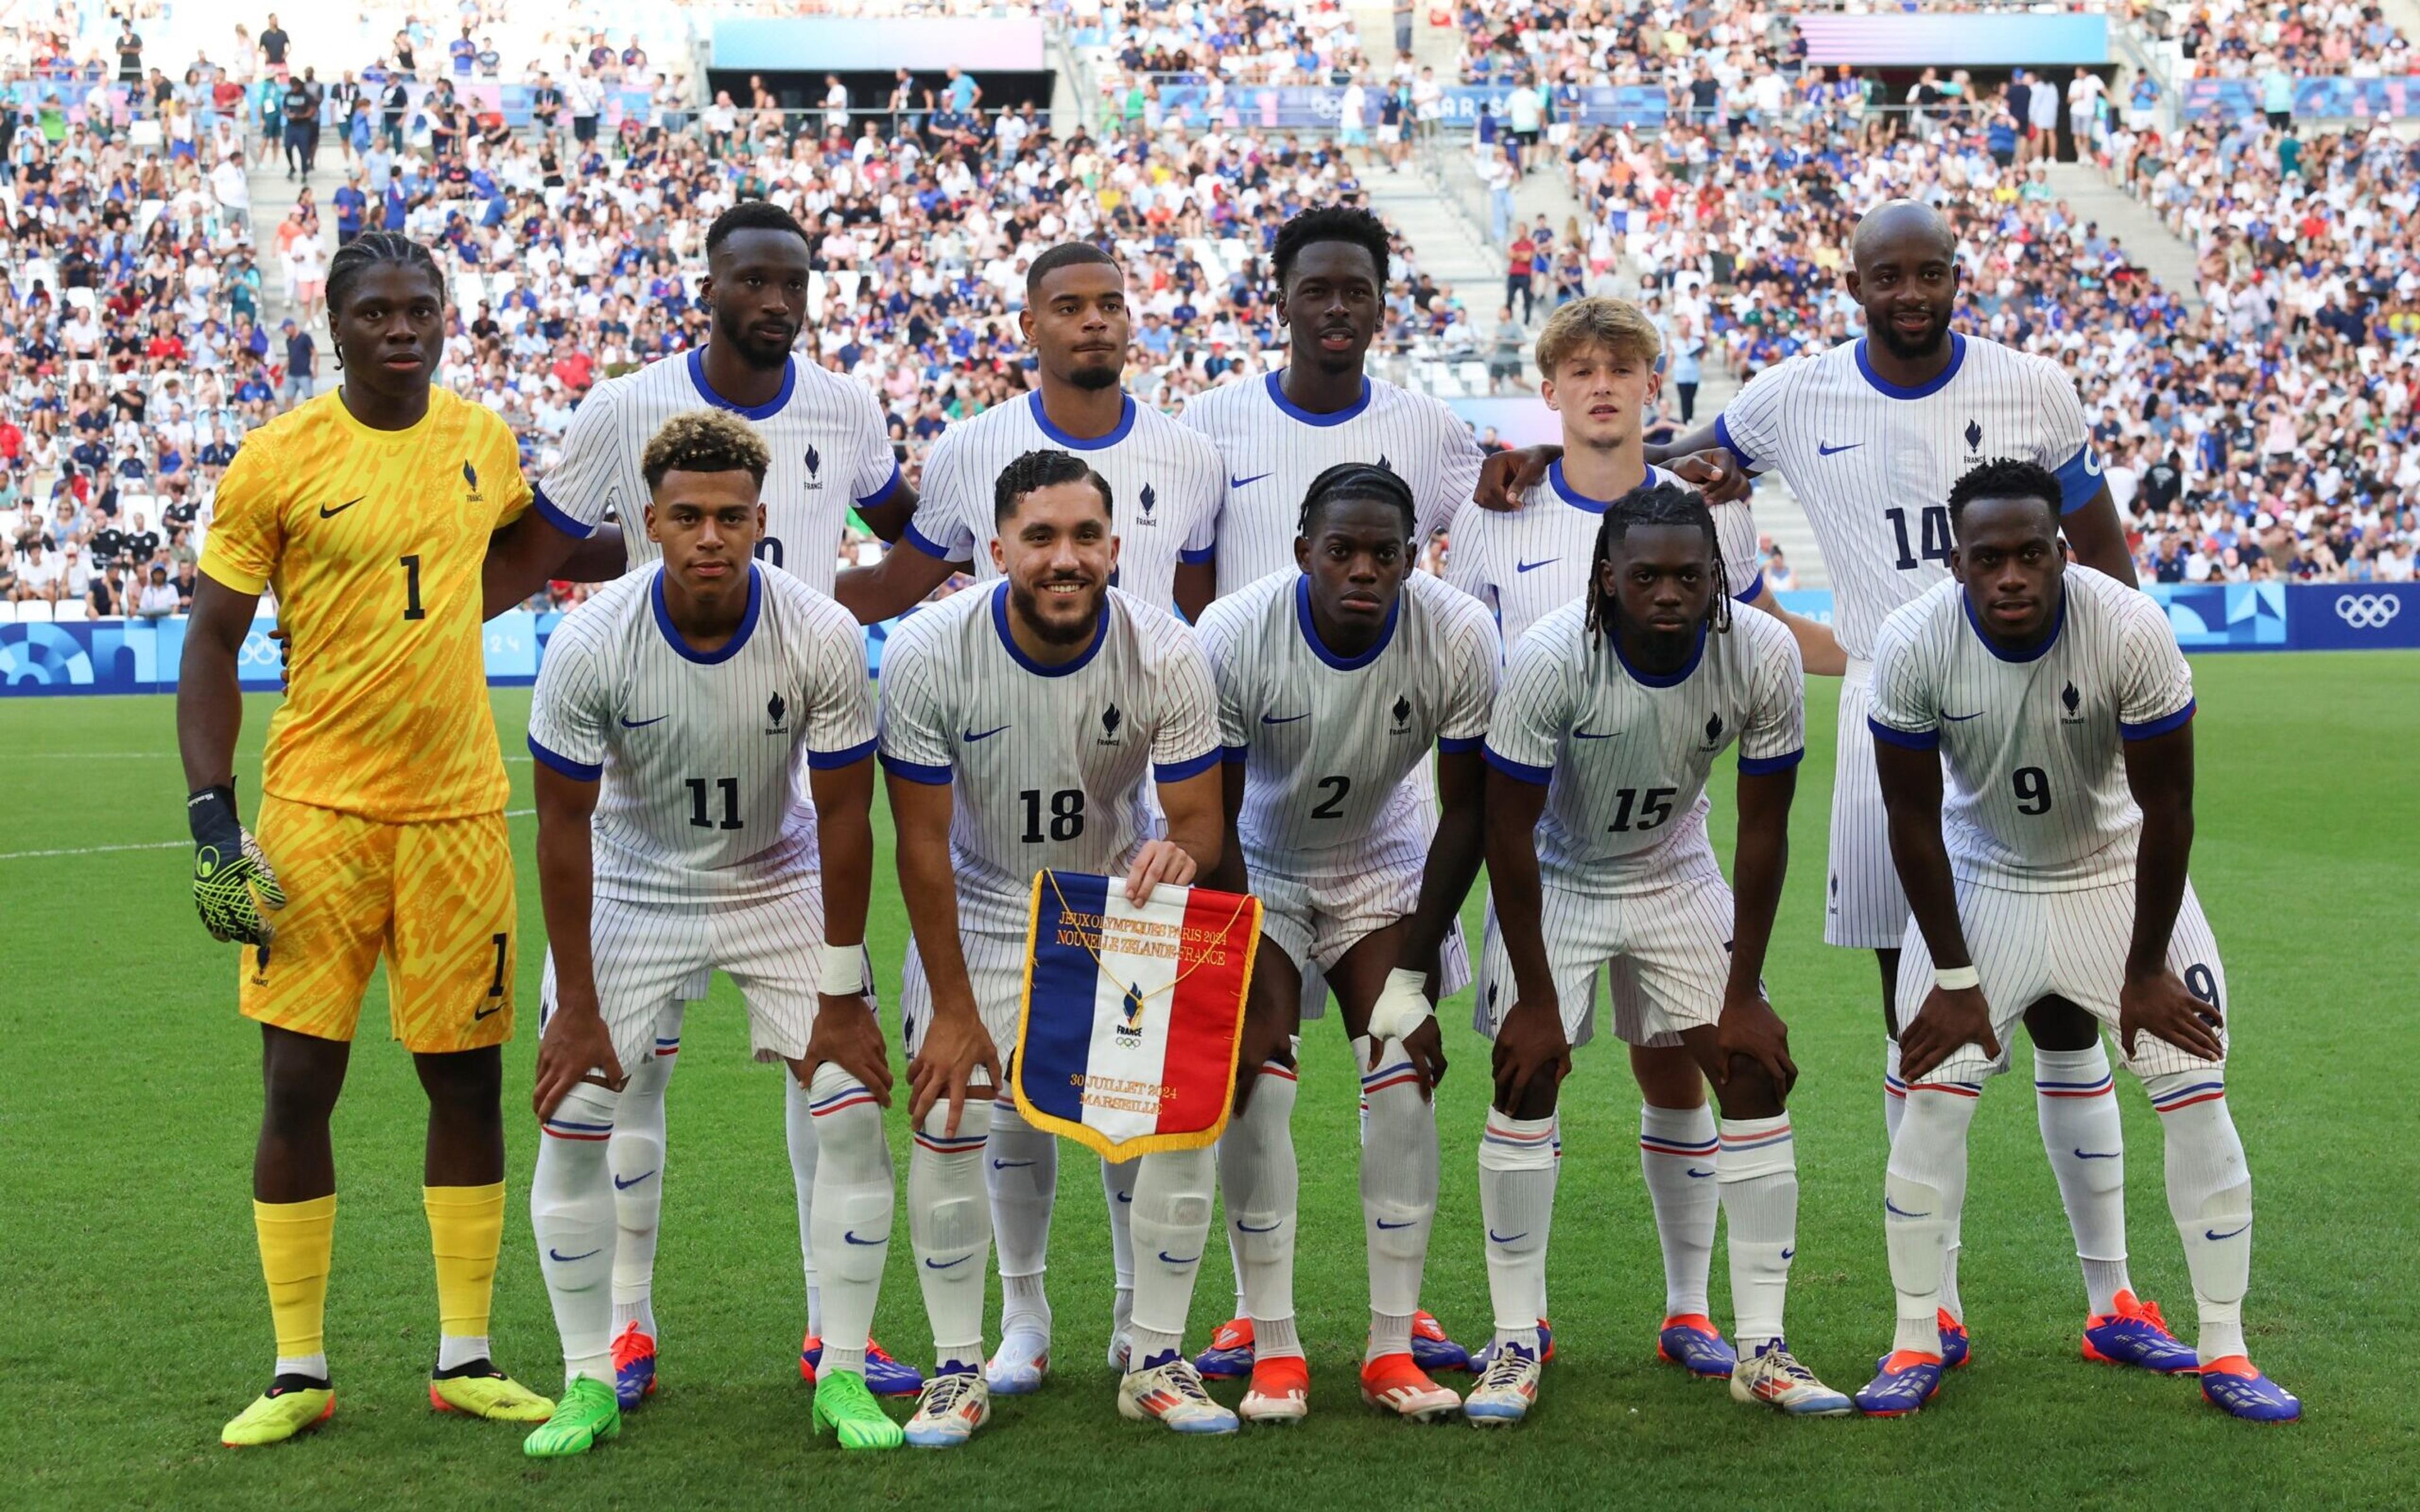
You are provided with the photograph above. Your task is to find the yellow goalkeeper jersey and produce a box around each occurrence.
[199,386,532,823]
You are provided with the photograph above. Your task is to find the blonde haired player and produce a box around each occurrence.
[177,232,616,1446]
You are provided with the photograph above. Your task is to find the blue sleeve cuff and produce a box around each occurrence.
[527,733,602,781]
[1438,735,1484,753]
[1867,717,1940,752]
[901,520,955,559]
[1712,413,1757,471]
[855,459,904,510]
[1734,573,1766,604]
[1737,747,1804,775]
[1177,544,1216,564]
[1482,744,1553,785]
[1221,744,1250,765]
[1154,747,1223,783]
[805,736,878,770]
[531,484,596,540]
[880,753,953,785]
[2051,444,2102,515]
[2120,699,2195,741]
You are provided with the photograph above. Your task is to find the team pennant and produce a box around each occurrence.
[1011,870,1261,1161]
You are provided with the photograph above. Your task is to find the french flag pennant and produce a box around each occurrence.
[1012,870,1261,1161]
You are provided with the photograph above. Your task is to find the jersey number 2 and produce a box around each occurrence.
[1311,774,1351,819]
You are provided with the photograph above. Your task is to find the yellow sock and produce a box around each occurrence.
[424,1183,505,1353]
[253,1194,337,1362]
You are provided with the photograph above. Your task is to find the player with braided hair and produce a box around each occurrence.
[1466,475,1853,1424]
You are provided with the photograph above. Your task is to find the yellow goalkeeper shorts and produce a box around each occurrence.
[238,795,518,1053]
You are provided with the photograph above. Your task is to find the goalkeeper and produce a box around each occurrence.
[177,233,622,1448]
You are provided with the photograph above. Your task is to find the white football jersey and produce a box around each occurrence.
[1178,370,1486,595]
[1444,461,1762,649]
[1714,333,2102,660]
[536,349,902,594]
[877,582,1221,934]
[1196,569,1499,877]
[899,391,1222,614]
[1866,567,2194,891]
[526,563,877,905]
[1484,601,1805,895]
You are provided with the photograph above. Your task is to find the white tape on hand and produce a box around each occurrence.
[1366,967,1436,1046]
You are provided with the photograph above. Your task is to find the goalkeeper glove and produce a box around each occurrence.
[188,784,286,946]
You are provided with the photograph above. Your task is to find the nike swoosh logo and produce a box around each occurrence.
[2072,1148,2119,1160]
[1818,442,1862,456]
[318,496,364,517]
[1516,558,1560,573]
[925,1255,969,1270]
[1229,473,1272,489]
[1261,713,1309,725]
[843,1230,884,1246]
[621,714,668,728]
[613,1169,655,1189]
[1487,1230,1528,1244]
[1115,1191,1132,1205]
[1374,1219,1415,1230]
[473,1002,502,1021]
[2204,1223,2250,1241]
[1685,1167,1715,1179]
[1943,711,1984,723]
[548,1247,601,1263]
[1236,1220,1279,1233]
[1156,1252,1200,1265]
[1574,727,1618,740]
[1780,1247,1795,1260]
[991,1159,1032,1169]
[1884,1198,1930,1219]
[964,725,1010,742]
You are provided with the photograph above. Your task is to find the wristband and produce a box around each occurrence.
[816,941,870,998]
[187,783,242,846]
[1932,965,1980,992]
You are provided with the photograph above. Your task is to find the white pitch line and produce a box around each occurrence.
[0,808,538,862]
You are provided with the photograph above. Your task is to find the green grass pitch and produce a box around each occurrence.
[6,651,2416,1509]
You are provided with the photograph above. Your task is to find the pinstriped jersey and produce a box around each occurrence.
[1484,602,1806,896]
[534,349,902,594]
[877,583,1221,934]
[1197,570,1499,878]
[1866,568,2194,891]
[1444,461,1763,650]
[525,563,875,905]
[1177,370,1487,595]
[1713,333,2102,661]
[900,391,1221,614]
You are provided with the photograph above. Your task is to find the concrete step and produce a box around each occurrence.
[2042,161,2203,307]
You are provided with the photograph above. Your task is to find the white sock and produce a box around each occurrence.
[1884,1087,1978,1358]
[1358,1035,1437,1361]
[2034,1043,2132,1315]
[1102,1154,1137,1293]
[533,1080,619,1384]
[785,1068,823,1337]
[1884,1037,1907,1143]
[607,1004,676,1322]
[985,1097,1056,1340]
[1216,1058,1299,1356]
[1542,1118,1560,1317]
[435,1334,490,1372]
[909,1100,993,1373]
[2149,1073,2252,1362]
[805,1063,892,1378]
[1478,1109,1556,1352]
[1716,1114,1797,1352]
[275,1353,329,1382]
[1638,1102,1718,1319]
[1127,1145,1215,1368]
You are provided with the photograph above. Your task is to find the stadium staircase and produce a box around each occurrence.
[2041,161,2203,309]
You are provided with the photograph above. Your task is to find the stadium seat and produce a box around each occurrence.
[0,600,17,624]
[16,600,52,622]
[50,600,86,622]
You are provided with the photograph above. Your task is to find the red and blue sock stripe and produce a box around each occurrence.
[913,1128,991,1155]
[542,1115,613,1142]
[1361,1058,1421,1097]
[1910,1078,1985,1099]
[1717,1121,1793,1154]
[654,1035,681,1060]
[2035,1072,2114,1099]
[2151,1079,2226,1114]
[1639,1132,1719,1159]
[809,1082,880,1119]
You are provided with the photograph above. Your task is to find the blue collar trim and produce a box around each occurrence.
[1294,573,1398,670]
[652,562,761,665]
[991,579,1108,676]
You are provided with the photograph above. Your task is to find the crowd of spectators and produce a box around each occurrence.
[2167,1,2412,79]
